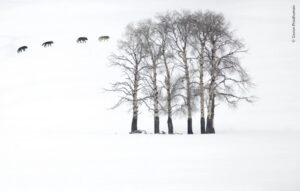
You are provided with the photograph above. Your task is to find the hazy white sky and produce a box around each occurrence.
[0,0,299,134]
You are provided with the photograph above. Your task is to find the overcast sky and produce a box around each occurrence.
[0,0,299,134]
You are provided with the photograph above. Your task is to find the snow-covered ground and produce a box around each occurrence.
[1,131,300,191]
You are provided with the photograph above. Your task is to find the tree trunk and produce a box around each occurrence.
[184,53,193,134]
[163,53,174,135]
[206,118,215,133]
[211,94,216,133]
[131,80,138,133]
[167,117,174,134]
[187,118,193,134]
[201,117,205,134]
[131,115,138,133]
[206,46,216,134]
[154,115,160,134]
[206,95,215,134]
[167,100,173,134]
[199,46,205,134]
[205,116,212,133]
[151,52,160,134]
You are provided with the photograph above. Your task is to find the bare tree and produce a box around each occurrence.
[155,13,182,134]
[168,11,196,134]
[204,12,253,133]
[138,20,162,134]
[107,10,254,135]
[190,11,210,134]
[107,24,147,133]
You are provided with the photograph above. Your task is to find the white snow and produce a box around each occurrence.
[1,131,300,191]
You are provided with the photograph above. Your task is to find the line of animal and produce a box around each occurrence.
[17,35,110,53]
[17,46,28,53]
[98,36,109,41]
[77,37,88,43]
[42,41,54,47]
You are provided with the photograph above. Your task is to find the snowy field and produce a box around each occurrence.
[0,0,300,190]
[1,131,300,191]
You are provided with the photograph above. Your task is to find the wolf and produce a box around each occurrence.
[98,36,109,41]
[77,37,88,43]
[42,41,54,47]
[17,46,28,53]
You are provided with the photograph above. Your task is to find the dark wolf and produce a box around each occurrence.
[77,37,88,43]
[17,46,28,53]
[42,41,54,47]
[98,36,109,41]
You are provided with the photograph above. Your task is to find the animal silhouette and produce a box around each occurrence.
[17,46,28,53]
[77,37,88,43]
[17,36,110,53]
[98,36,110,41]
[42,41,54,47]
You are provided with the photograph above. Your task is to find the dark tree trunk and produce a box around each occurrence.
[167,117,174,134]
[211,95,216,133]
[187,118,193,134]
[201,117,206,134]
[199,45,206,135]
[154,116,160,134]
[206,96,215,134]
[131,115,138,133]
[206,117,214,134]
[206,94,215,134]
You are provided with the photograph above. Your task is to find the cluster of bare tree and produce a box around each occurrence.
[107,10,253,134]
